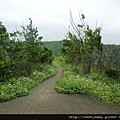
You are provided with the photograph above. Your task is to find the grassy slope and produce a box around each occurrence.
[55,57,120,104]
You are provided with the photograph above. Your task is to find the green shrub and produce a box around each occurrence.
[55,58,120,104]
[0,94,13,102]
[0,19,54,82]
[55,71,120,104]
[0,63,57,102]
[105,67,119,79]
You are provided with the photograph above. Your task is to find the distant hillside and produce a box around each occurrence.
[43,41,120,60]
[43,41,63,56]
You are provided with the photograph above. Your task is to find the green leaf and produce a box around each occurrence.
[81,14,85,19]
[78,24,83,27]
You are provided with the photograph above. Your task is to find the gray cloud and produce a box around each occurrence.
[0,0,120,44]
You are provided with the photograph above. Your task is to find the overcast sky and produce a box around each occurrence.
[0,0,120,44]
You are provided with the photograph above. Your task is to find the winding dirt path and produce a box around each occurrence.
[0,62,120,114]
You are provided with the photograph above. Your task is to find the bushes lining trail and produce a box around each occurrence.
[55,58,120,104]
[0,63,57,103]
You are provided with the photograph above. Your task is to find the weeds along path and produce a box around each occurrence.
[0,62,120,114]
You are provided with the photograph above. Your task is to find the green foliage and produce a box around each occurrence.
[43,41,63,56]
[61,12,103,75]
[60,12,119,79]
[40,47,54,64]
[21,18,43,63]
[101,45,120,77]
[0,22,11,81]
[0,19,54,82]
[105,67,119,79]
[0,21,9,48]
[55,58,120,104]
[0,63,57,102]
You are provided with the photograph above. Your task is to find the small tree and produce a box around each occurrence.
[61,11,103,75]
[0,19,54,82]
[19,18,54,74]
[21,18,43,63]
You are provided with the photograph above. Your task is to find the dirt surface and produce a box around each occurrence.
[0,62,120,114]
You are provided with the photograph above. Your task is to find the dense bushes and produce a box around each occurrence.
[0,19,54,82]
[0,19,57,102]
[0,63,57,102]
[55,58,120,104]
[105,67,119,79]
[60,12,120,79]
[101,45,120,78]
[61,12,103,75]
